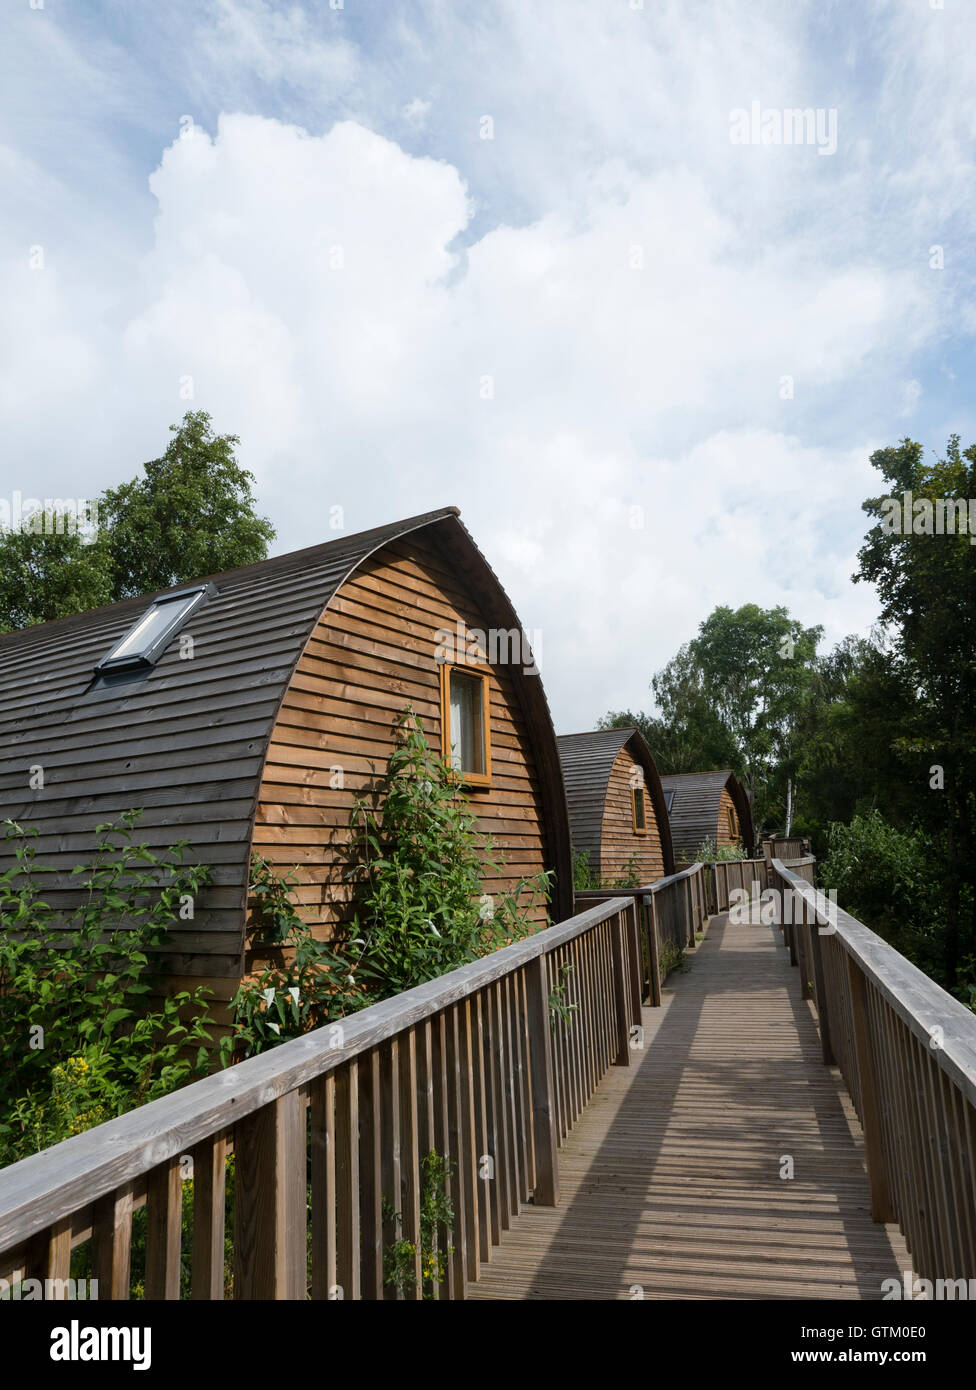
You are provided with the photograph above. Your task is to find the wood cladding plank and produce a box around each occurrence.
[253,533,552,937]
[599,748,666,884]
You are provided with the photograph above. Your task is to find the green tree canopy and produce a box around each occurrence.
[601,603,822,832]
[853,434,976,983]
[791,632,917,848]
[99,411,275,598]
[0,411,276,632]
[0,520,113,632]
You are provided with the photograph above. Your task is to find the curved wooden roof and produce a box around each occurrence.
[0,507,574,958]
[556,728,674,880]
[658,769,754,861]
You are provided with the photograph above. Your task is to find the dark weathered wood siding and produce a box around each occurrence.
[557,729,673,886]
[0,508,572,1003]
[660,770,754,863]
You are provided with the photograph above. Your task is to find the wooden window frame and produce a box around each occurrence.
[727,806,740,840]
[631,785,647,835]
[439,662,492,790]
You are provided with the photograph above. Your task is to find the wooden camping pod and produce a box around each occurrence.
[0,507,574,1007]
[659,769,754,863]
[557,728,675,886]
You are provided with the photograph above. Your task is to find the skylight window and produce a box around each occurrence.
[664,789,676,813]
[96,586,210,674]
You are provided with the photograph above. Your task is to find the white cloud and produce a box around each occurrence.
[900,380,923,417]
[402,98,432,131]
[4,1,976,730]
[200,0,358,94]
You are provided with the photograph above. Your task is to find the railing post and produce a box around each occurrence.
[644,894,662,1007]
[784,884,798,965]
[846,955,894,1223]
[525,954,559,1206]
[191,1134,228,1301]
[624,898,643,1024]
[798,899,812,1000]
[683,875,695,948]
[145,1155,183,1300]
[91,1184,133,1300]
[807,898,835,1066]
[234,1090,307,1299]
[610,911,633,1067]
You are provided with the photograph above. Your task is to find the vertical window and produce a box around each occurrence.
[631,786,647,834]
[727,807,739,839]
[440,664,491,786]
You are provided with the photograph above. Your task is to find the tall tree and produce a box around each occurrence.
[600,605,821,833]
[0,412,276,632]
[792,633,916,851]
[855,434,976,984]
[99,411,276,598]
[0,519,112,632]
[597,688,738,777]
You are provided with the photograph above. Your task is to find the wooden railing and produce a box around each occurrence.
[771,858,976,1283]
[712,857,770,913]
[0,896,646,1301]
[576,863,708,1007]
[762,835,811,861]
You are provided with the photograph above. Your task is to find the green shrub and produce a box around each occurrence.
[818,811,951,986]
[573,848,642,890]
[224,708,553,1059]
[659,940,686,980]
[608,852,642,889]
[695,836,747,862]
[0,812,216,1165]
[383,1150,454,1298]
[573,848,596,890]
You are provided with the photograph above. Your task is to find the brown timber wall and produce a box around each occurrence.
[599,747,666,885]
[252,532,551,942]
[716,786,738,851]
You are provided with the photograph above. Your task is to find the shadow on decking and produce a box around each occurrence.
[479,914,906,1300]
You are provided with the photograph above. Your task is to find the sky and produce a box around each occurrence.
[2,0,974,730]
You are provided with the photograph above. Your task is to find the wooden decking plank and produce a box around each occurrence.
[469,914,910,1300]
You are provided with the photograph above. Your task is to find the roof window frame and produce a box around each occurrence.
[95,583,213,676]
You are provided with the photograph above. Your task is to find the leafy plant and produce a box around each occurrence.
[224,709,553,1059]
[658,941,686,981]
[608,852,643,889]
[818,810,952,989]
[548,961,578,1028]
[573,848,596,890]
[220,858,362,1061]
[573,847,643,890]
[383,1149,455,1298]
[695,836,748,863]
[0,812,216,1165]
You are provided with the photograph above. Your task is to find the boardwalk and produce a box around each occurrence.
[470,912,911,1300]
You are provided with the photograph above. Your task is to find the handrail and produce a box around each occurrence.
[0,896,633,1256]
[709,856,770,913]
[574,865,710,1005]
[642,862,703,893]
[772,859,976,1106]
[771,858,976,1281]
[0,891,666,1300]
